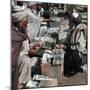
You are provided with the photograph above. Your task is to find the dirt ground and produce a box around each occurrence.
[59,72,87,86]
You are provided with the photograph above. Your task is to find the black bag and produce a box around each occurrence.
[64,48,82,75]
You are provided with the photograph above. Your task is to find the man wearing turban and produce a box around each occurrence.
[11,7,29,90]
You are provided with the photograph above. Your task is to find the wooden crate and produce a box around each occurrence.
[52,64,64,84]
[41,63,53,78]
[41,63,64,84]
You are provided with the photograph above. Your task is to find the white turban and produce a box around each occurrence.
[12,9,28,23]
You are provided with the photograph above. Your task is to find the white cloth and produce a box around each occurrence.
[20,39,30,56]
[38,26,47,37]
[72,9,79,18]
[76,31,87,53]
[18,39,37,84]
[42,50,52,64]
[38,8,44,17]
[18,55,37,84]
[26,9,42,41]
[72,12,79,18]
[70,23,87,53]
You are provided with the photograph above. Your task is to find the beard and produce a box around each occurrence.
[16,24,26,33]
[19,25,26,33]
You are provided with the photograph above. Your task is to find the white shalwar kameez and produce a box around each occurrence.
[18,39,37,85]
